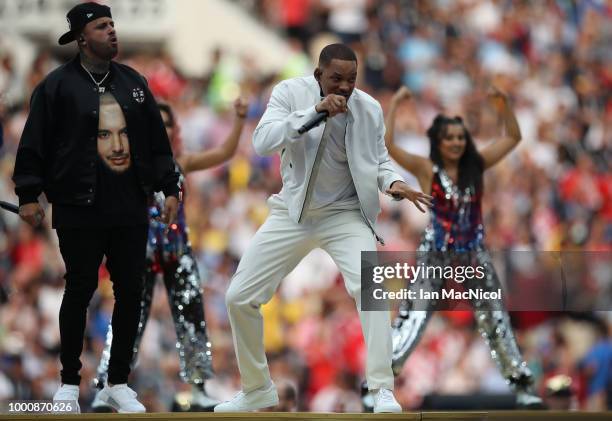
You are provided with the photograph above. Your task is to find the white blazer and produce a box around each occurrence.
[253,76,404,244]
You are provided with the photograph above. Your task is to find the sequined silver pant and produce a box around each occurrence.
[94,252,213,387]
[391,249,535,393]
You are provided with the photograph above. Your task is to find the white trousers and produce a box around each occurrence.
[225,196,394,392]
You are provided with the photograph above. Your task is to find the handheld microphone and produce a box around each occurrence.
[0,201,19,214]
[298,111,329,134]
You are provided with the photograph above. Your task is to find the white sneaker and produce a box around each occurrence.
[516,391,545,409]
[53,384,80,413]
[191,385,219,410]
[372,388,402,413]
[91,389,113,412]
[214,382,279,412]
[97,383,146,413]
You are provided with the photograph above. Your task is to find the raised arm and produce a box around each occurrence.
[252,81,324,156]
[178,98,248,174]
[385,86,433,190]
[375,101,433,213]
[480,86,522,170]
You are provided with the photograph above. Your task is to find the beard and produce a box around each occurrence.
[90,41,118,61]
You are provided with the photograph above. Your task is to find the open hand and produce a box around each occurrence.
[391,86,413,104]
[386,181,433,213]
[487,85,508,111]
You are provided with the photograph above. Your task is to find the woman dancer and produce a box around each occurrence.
[386,86,542,408]
[93,98,249,411]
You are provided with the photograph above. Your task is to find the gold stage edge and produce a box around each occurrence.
[1,412,611,421]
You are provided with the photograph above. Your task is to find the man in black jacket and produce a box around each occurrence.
[12,2,179,413]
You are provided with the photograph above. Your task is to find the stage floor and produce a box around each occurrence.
[2,411,611,421]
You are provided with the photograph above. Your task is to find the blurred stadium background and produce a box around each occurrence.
[0,0,610,413]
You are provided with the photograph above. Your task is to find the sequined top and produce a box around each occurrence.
[420,165,484,251]
[146,167,189,272]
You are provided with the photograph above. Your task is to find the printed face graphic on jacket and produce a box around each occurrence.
[97,95,131,173]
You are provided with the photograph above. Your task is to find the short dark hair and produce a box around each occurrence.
[318,43,357,67]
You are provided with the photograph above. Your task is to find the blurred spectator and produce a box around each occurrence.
[321,0,368,45]
[578,317,612,410]
[280,0,313,50]
[544,374,576,410]
[0,0,610,412]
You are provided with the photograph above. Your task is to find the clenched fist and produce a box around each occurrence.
[316,94,348,118]
[19,202,45,227]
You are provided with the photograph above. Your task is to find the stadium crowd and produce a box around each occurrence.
[0,0,610,412]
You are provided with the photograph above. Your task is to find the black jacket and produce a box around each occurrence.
[12,54,179,206]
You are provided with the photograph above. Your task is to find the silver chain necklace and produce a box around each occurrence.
[80,62,110,94]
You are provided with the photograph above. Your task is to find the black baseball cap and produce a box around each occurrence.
[58,2,112,45]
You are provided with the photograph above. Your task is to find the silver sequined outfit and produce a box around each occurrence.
[391,166,536,395]
[94,169,213,388]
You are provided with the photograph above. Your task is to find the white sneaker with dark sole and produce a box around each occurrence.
[214,383,279,412]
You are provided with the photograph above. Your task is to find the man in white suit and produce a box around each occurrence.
[215,44,432,413]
